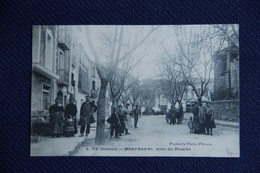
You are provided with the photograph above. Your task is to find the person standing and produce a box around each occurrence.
[198,102,207,134]
[78,95,97,137]
[49,98,64,137]
[205,102,216,135]
[169,106,177,125]
[192,102,200,134]
[65,98,77,135]
[110,107,121,138]
[178,103,184,124]
[118,105,125,136]
[124,103,131,134]
[133,105,140,128]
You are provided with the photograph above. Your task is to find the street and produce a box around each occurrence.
[75,114,239,157]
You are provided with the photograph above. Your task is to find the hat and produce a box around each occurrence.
[85,94,90,98]
[118,105,122,108]
[126,103,130,106]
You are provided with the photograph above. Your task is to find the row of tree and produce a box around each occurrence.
[157,24,239,111]
[85,26,159,145]
[83,25,238,145]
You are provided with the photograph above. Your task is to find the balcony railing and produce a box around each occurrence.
[57,69,69,86]
[58,28,71,50]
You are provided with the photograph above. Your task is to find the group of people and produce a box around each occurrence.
[188,102,216,135]
[49,95,97,138]
[166,104,184,125]
[48,94,141,139]
[108,104,141,138]
[49,97,78,137]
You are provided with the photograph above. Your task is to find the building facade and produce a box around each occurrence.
[211,36,239,121]
[31,26,101,123]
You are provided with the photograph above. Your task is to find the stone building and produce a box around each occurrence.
[31,26,60,118]
[211,36,239,121]
[31,25,101,126]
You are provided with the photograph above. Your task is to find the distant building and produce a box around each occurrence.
[154,91,171,114]
[211,35,239,121]
[212,45,239,101]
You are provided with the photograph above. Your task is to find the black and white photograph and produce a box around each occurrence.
[30,25,239,157]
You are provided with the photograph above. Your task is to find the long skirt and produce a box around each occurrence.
[52,112,63,135]
[125,114,132,129]
[193,120,200,133]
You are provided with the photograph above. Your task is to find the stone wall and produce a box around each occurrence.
[211,100,239,122]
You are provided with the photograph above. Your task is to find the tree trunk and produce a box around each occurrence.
[111,97,117,108]
[95,79,108,145]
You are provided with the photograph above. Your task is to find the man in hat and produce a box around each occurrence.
[110,107,120,138]
[133,105,140,128]
[79,95,97,137]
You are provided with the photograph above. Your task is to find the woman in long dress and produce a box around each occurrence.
[49,98,64,137]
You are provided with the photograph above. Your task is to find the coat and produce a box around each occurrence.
[205,107,216,128]
[78,101,97,125]
[198,106,206,124]
[65,103,77,119]
[133,108,140,119]
[192,106,199,121]
[118,110,125,133]
[110,112,120,126]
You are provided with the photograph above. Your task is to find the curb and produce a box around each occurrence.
[214,122,239,128]
[184,117,239,128]
[67,127,110,156]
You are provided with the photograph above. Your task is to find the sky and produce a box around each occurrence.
[70,25,232,81]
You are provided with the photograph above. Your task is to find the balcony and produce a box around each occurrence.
[57,69,69,86]
[32,63,59,80]
[58,28,71,50]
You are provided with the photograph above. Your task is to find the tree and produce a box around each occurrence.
[85,26,159,145]
[213,24,239,50]
[161,25,218,104]
[120,77,140,106]
[158,55,187,108]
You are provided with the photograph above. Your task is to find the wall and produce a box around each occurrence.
[211,100,239,122]
[31,73,54,117]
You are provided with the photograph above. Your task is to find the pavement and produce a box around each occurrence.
[75,115,239,157]
[30,113,239,156]
[30,124,110,156]
[183,113,239,128]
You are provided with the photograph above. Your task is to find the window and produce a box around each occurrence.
[58,50,64,71]
[78,66,88,93]
[42,85,51,110]
[45,30,53,70]
[92,66,95,77]
[71,72,75,86]
[92,81,96,90]
[78,67,82,89]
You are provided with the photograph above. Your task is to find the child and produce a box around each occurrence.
[187,117,194,133]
